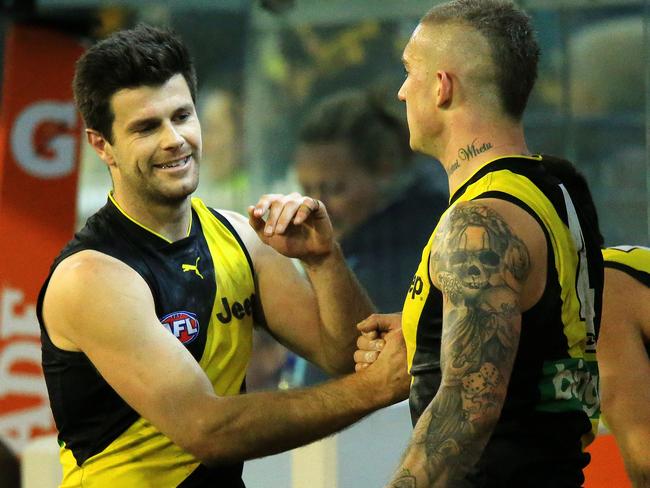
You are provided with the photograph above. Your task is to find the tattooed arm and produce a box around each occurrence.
[387,200,537,488]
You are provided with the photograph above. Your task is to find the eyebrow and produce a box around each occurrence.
[125,104,194,133]
[126,117,160,133]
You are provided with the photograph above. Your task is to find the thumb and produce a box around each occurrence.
[357,313,400,334]
[247,206,266,236]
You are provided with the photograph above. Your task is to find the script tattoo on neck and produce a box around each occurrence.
[447,139,494,176]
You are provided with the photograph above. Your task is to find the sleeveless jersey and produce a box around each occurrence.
[603,246,650,287]
[402,155,603,486]
[37,194,255,488]
[603,246,650,357]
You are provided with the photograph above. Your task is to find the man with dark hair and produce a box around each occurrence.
[37,24,409,487]
[296,89,447,312]
[355,1,603,486]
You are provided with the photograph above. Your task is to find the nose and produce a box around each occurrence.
[397,81,406,102]
[161,120,184,151]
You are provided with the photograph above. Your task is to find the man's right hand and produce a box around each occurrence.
[247,192,333,265]
[358,316,410,405]
[354,313,402,371]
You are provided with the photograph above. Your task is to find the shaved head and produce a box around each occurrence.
[417,21,500,113]
[420,0,539,120]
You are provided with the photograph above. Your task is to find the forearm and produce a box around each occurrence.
[196,369,388,465]
[387,389,497,487]
[302,242,375,374]
[627,463,650,488]
[601,380,650,488]
[608,414,650,488]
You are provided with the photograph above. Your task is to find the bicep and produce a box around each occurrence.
[43,252,215,443]
[599,277,650,448]
[253,248,323,360]
[431,201,529,420]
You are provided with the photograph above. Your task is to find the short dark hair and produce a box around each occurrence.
[422,0,540,119]
[73,24,197,143]
[298,90,412,173]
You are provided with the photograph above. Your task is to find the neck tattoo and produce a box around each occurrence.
[448,138,493,176]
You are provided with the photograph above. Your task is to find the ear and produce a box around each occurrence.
[436,70,453,108]
[86,129,116,167]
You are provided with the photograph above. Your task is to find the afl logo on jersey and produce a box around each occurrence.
[160,311,200,344]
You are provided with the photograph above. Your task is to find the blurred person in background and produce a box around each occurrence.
[568,17,643,118]
[196,88,249,212]
[534,16,645,246]
[599,246,650,488]
[294,89,447,385]
[295,89,448,312]
[569,16,645,246]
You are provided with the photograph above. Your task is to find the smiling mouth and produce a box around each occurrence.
[154,155,191,169]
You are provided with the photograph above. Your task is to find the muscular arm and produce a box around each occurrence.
[599,268,650,487]
[42,251,406,466]
[388,200,540,487]
[227,196,373,375]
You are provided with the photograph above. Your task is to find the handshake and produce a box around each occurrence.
[353,313,410,405]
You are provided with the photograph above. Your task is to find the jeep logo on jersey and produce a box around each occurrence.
[160,311,200,344]
[409,275,424,299]
[216,293,255,324]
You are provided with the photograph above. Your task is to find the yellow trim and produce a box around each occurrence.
[458,169,587,358]
[603,246,650,270]
[191,198,254,390]
[108,192,192,243]
[450,154,543,204]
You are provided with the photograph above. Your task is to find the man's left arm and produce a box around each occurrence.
[387,200,540,487]
[228,193,374,375]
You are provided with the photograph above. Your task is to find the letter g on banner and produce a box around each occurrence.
[10,101,77,179]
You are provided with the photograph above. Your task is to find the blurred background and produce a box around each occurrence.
[0,0,647,486]
[2,0,644,242]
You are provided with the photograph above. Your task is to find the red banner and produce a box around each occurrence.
[0,23,83,454]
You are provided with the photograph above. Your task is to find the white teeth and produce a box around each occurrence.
[157,156,190,169]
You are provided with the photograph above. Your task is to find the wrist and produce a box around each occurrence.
[300,241,341,270]
[354,365,395,409]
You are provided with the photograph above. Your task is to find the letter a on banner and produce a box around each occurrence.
[0,23,84,454]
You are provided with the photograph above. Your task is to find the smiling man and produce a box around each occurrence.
[37,24,409,487]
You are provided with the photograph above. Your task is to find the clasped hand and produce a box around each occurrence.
[354,313,410,403]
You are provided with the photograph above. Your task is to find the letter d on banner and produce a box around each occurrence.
[0,24,84,454]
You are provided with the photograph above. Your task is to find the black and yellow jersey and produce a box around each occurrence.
[603,246,650,287]
[37,194,255,487]
[603,246,650,359]
[402,155,603,486]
